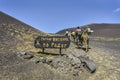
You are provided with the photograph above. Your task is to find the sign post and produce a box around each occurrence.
[34,36,70,55]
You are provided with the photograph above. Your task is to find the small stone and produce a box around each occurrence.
[46,59,52,64]
[22,54,33,59]
[20,52,26,55]
[34,59,41,64]
[41,58,46,63]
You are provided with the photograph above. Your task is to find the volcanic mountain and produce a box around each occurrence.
[56,23,120,39]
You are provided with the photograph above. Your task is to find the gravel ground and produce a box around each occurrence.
[0,38,120,80]
[86,39,120,80]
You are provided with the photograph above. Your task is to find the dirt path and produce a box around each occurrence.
[86,40,120,80]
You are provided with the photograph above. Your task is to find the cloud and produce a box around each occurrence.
[114,8,120,13]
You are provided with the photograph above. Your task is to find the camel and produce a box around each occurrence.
[70,30,90,52]
[81,30,89,52]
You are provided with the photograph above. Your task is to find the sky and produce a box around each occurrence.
[0,0,120,33]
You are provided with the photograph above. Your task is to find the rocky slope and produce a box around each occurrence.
[0,11,58,80]
[0,11,92,80]
[56,23,120,80]
[0,11,120,80]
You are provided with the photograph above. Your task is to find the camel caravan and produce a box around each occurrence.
[65,26,94,52]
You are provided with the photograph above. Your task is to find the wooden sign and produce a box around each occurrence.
[34,36,70,49]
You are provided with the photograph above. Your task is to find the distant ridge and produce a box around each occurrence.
[56,23,120,38]
[87,23,120,38]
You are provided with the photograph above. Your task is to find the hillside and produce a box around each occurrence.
[0,11,48,53]
[56,23,120,39]
[0,11,60,80]
[0,11,120,80]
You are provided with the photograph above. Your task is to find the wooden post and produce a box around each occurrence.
[60,48,62,55]
[42,48,45,54]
